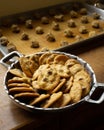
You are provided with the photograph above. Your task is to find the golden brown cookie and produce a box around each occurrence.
[8,77,31,84]
[29,54,39,64]
[51,78,66,93]
[74,69,91,83]
[7,82,31,88]
[19,56,39,77]
[70,81,82,103]
[53,54,69,65]
[52,64,71,78]
[37,66,60,91]
[69,64,84,75]
[9,68,25,77]
[41,91,63,108]
[9,87,34,94]
[74,69,91,97]
[78,80,91,97]
[8,77,25,84]
[46,53,58,64]
[39,52,52,65]
[65,59,79,68]
[32,80,40,89]
[62,76,73,93]
[14,92,39,99]
[32,64,49,80]
[30,94,50,106]
[19,57,33,77]
[52,93,71,107]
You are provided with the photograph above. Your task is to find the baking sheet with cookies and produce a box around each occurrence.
[0,2,104,55]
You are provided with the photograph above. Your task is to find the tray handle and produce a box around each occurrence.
[0,51,22,68]
[85,83,104,104]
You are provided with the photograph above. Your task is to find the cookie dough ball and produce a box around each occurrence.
[81,16,89,24]
[31,40,40,48]
[0,36,9,46]
[92,21,100,28]
[52,21,60,31]
[64,29,75,38]
[92,12,100,19]
[21,32,29,40]
[25,19,33,29]
[54,14,64,22]
[60,41,69,47]
[41,16,49,24]
[67,19,76,28]
[79,8,87,15]
[7,43,17,52]
[89,31,96,37]
[11,24,20,33]
[75,35,83,42]
[70,10,78,18]
[79,26,88,34]
[35,26,44,34]
[46,32,56,42]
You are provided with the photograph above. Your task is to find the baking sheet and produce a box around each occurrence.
[0,2,104,55]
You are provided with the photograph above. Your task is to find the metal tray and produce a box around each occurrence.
[0,51,104,113]
[0,2,104,56]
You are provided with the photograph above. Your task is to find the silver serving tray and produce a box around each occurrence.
[0,51,103,113]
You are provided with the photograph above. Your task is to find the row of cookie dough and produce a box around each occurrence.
[0,6,100,27]
[10,18,101,35]
[0,29,101,53]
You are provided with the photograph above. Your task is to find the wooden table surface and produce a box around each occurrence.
[0,37,104,130]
